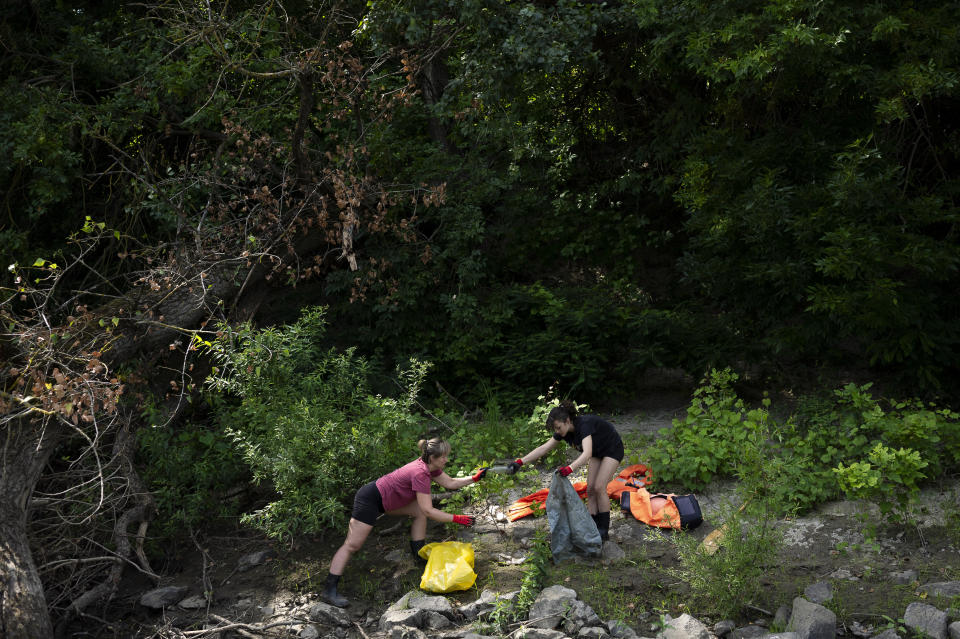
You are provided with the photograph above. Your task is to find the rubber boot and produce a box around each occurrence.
[322,573,349,608]
[596,511,610,541]
[410,539,427,566]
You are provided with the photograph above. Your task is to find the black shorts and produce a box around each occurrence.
[351,481,384,526]
[596,439,624,463]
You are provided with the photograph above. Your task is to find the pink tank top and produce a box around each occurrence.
[376,458,441,511]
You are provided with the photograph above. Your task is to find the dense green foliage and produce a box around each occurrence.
[4,0,960,403]
[649,369,960,514]
[203,307,435,538]
[3,0,960,549]
[322,0,960,397]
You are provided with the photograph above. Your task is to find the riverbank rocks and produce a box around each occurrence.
[787,597,837,639]
[459,589,519,621]
[377,585,634,639]
[903,602,949,639]
[139,586,189,609]
[918,581,960,598]
[308,600,352,627]
[140,573,960,639]
[658,613,713,639]
[527,585,580,629]
[236,548,277,572]
[802,582,833,605]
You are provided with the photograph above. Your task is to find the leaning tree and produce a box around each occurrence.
[0,1,445,636]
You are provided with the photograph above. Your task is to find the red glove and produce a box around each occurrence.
[506,459,523,474]
[472,468,487,482]
[558,466,572,477]
[452,514,475,526]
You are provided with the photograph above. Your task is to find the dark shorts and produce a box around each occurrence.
[351,481,385,526]
[596,439,624,463]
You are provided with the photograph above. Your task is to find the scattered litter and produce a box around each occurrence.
[496,552,526,565]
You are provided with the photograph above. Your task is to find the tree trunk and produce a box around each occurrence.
[0,520,53,639]
[420,56,456,155]
[0,416,63,639]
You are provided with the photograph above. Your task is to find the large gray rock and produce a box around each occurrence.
[918,582,960,598]
[298,624,320,639]
[888,571,917,585]
[516,628,568,639]
[389,626,428,639]
[459,590,519,621]
[580,626,611,638]
[177,594,208,609]
[730,625,767,639]
[607,619,641,639]
[380,610,425,633]
[408,594,456,620]
[139,586,189,609]
[527,585,579,629]
[773,606,791,630]
[803,582,833,605]
[713,621,736,637]
[421,611,454,631]
[868,629,901,639]
[388,591,426,612]
[657,613,714,639]
[903,602,948,639]
[561,599,602,635]
[948,621,960,639]
[601,541,627,564]
[787,597,836,639]
[237,549,277,572]
[308,601,352,627]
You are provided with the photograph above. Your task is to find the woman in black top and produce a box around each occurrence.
[507,401,624,539]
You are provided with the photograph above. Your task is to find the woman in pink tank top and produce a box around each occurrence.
[322,438,487,608]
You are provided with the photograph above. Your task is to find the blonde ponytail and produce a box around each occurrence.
[418,437,451,463]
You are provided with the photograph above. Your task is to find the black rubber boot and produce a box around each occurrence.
[322,573,349,608]
[410,539,427,566]
[596,511,610,541]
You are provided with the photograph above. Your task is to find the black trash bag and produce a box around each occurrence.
[545,471,602,562]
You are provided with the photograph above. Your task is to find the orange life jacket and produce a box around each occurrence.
[621,487,684,529]
[605,463,654,501]
[606,463,702,529]
[506,481,589,521]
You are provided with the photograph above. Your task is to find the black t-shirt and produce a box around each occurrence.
[553,415,621,458]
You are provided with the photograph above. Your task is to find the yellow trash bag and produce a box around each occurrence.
[418,541,477,593]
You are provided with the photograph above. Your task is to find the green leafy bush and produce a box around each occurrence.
[779,383,959,511]
[204,306,431,539]
[649,370,959,514]
[834,443,928,522]
[648,368,770,491]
